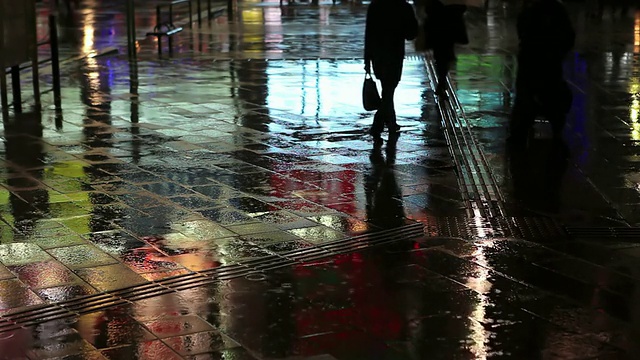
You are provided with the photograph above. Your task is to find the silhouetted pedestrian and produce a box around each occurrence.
[509,0,575,148]
[423,0,468,96]
[364,0,418,145]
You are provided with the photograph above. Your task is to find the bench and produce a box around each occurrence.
[146,22,183,55]
[146,0,192,55]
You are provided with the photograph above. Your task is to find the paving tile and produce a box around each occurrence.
[48,245,119,269]
[27,331,99,359]
[73,264,148,292]
[0,278,44,312]
[224,222,284,236]
[0,264,14,280]
[162,331,240,357]
[100,340,183,360]
[139,269,194,282]
[307,214,369,236]
[172,220,236,240]
[286,226,347,245]
[250,211,318,230]
[0,243,53,266]
[35,283,98,303]
[7,260,81,289]
[46,351,108,359]
[186,347,259,360]
[142,315,216,339]
[30,234,88,250]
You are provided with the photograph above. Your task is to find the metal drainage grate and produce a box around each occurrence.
[565,227,640,239]
[423,216,566,240]
[0,223,424,333]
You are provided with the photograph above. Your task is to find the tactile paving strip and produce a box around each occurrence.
[0,223,425,333]
[422,54,506,219]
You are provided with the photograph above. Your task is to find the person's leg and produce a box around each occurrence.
[371,78,388,140]
[433,43,455,95]
[380,80,399,132]
[546,80,572,140]
[510,93,536,144]
[509,70,537,148]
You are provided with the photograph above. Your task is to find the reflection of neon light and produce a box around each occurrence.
[467,244,490,359]
[635,14,640,53]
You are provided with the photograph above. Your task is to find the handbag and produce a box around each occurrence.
[362,73,381,111]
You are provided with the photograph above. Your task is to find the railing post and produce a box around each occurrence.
[49,14,62,112]
[188,1,193,28]
[157,5,163,55]
[10,66,22,114]
[197,0,201,26]
[0,67,8,120]
[126,0,137,58]
[207,0,211,20]
[227,0,234,17]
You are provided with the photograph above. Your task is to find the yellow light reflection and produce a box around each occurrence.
[466,244,491,360]
[83,16,95,56]
[473,207,487,239]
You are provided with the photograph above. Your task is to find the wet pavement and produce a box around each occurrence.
[2,0,640,358]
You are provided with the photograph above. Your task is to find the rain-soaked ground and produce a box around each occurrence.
[2,0,640,358]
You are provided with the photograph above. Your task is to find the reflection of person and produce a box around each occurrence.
[364,0,418,145]
[509,0,575,148]
[423,0,468,96]
[365,135,405,229]
[507,142,568,214]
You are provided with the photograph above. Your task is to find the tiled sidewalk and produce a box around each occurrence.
[0,56,462,311]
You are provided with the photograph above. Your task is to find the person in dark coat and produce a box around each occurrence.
[364,0,418,145]
[509,0,575,147]
[423,0,468,96]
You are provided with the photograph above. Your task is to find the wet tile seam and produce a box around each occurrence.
[0,223,425,333]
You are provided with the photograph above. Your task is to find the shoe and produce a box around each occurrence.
[435,83,447,97]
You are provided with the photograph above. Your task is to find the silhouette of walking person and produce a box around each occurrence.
[423,0,468,96]
[364,0,418,146]
[509,0,575,149]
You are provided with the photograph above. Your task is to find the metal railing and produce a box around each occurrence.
[126,0,233,58]
[2,14,61,119]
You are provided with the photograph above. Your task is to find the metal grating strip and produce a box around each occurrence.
[420,216,565,240]
[0,223,425,333]
[565,227,640,239]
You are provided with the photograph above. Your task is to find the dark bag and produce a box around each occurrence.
[362,73,381,111]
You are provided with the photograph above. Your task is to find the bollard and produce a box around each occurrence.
[49,14,62,112]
